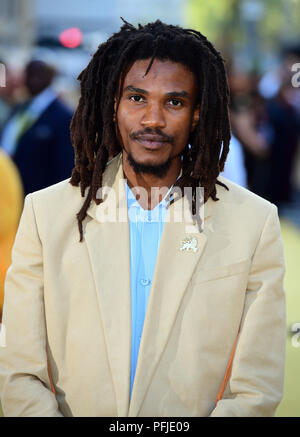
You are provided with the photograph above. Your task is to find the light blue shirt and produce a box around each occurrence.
[125,181,171,396]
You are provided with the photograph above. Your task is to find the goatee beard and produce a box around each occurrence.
[127,153,172,178]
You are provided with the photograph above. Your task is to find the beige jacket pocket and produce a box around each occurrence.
[192,259,251,284]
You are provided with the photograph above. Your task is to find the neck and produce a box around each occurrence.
[122,151,181,210]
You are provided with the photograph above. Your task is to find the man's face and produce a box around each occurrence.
[116,58,200,174]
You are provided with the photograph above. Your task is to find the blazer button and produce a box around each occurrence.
[140,278,151,286]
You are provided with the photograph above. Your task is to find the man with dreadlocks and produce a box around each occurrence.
[0,20,286,417]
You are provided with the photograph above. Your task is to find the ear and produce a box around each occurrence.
[191,103,200,132]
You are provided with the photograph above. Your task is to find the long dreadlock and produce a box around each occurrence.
[70,18,231,242]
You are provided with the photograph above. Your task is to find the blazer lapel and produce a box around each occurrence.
[129,192,214,416]
[84,154,132,417]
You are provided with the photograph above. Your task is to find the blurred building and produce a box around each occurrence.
[34,0,185,79]
[36,0,184,42]
[0,0,35,48]
[0,0,185,107]
[0,0,35,69]
[0,0,185,57]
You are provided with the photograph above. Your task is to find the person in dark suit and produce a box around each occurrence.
[266,81,300,206]
[0,60,75,196]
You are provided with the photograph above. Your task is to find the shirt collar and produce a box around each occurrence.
[125,168,182,211]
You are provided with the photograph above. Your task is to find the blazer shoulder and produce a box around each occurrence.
[217,175,273,210]
[28,178,83,218]
[215,175,276,229]
[28,153,121,217]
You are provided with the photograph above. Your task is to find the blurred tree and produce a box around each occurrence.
[184,0,247,73]
[185,0,300,72]
[185,0,240,47]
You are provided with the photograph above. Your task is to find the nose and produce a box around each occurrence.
[140,101,166,129]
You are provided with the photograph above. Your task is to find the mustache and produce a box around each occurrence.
[129,128,174,144]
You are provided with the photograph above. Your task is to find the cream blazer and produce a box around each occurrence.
[0,153,286,417]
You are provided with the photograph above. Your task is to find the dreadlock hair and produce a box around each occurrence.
[70,18,231,242]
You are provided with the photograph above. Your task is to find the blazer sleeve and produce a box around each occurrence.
[0,194,63,417]
[210,203,286,417]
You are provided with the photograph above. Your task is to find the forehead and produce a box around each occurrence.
[121,58,197,94]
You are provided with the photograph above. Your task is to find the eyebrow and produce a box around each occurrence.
[124,85,190,98]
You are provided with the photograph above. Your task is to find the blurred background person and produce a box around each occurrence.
[226,47,300,212]
[0,149,23,322]
[0,59,74,196]
[261,46,300,209]
[0,60,24,135]
[228,68,272,198]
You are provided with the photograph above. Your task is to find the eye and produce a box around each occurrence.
[129,95,145,103]
[168,99,183,107]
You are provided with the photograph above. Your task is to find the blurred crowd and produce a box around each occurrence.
[0,45,300,319]
[226,45,300,206]
[0,57,75,320]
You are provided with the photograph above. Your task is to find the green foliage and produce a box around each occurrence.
[184,0,239,42]
[184,0,300,53]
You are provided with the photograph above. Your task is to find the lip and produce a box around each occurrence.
[134,135,170,150]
